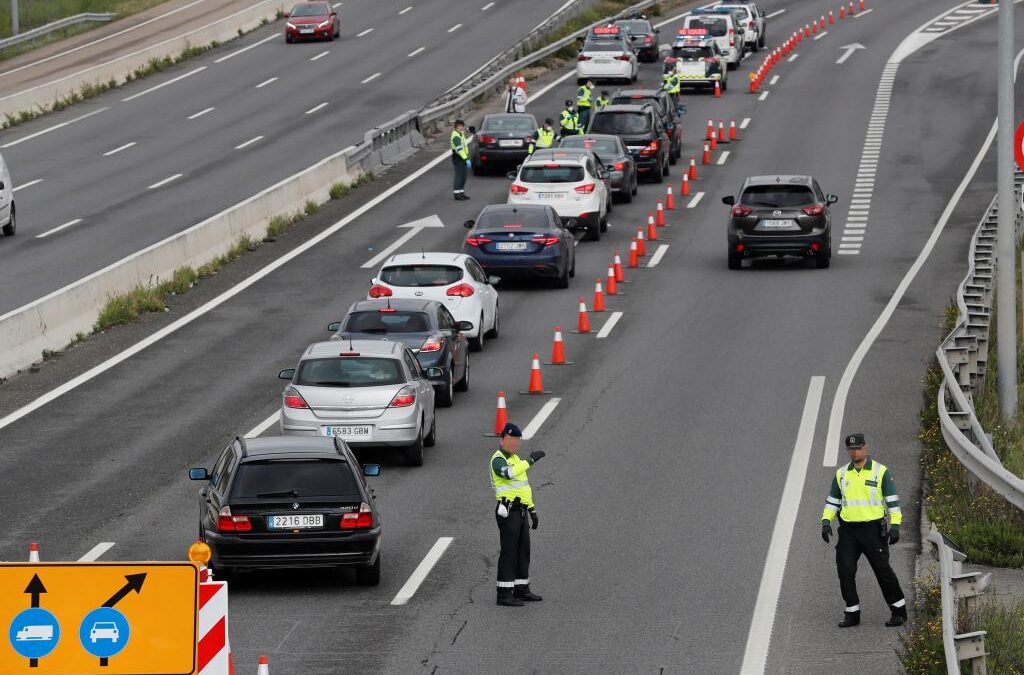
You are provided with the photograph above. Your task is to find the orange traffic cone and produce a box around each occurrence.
[859,0,865,10]
[680,175,690,197]
[702,142,712,165]
[576,298,591,333]
[656,200,666,226]
[647,213,658,241]
[729,119,738,141]
[605,265,618,295]
[628,238,639,268]
[714,80,721,98]
[665,185,675,210]
[487,391,509,436]
[257,656,270,675]
[688,157,698,180]
[636,226,647,256]
[593,279,606,312]
[523,354,549,395]
[829,10,835,24]
[848,1,856,15]
[28,542,39,563]
[706,118,714,140]
[812,19,819,34]
[613,251,625,282]
[709,132,718,150]
[820,15,826,29]
[839,5,845,19]
[717,121,728,144]
[548,327,572,365]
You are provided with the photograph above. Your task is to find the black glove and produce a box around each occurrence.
[821,521,832,543]
[888,524,900,545]
[530,511,539,530]
[529,450,546,463]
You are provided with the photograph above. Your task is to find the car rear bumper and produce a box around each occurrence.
[576,61,633,80]
[474,147,530,165]
[208,529,381,570]
[280,406,422,446]
[473,251,567,278]
[729,231,829,257]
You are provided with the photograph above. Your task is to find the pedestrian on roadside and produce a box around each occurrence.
[505,77,528,113]
[451,119,471,201]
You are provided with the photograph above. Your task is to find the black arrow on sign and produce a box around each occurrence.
[24,574,46,608]
[101,573,146,608]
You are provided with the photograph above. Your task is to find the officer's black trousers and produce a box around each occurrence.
[836,520,905,610]
[577,107,591,132]
[496,505,530,592]
[452,155,467,194]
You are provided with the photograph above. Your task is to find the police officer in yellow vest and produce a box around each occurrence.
[595,90,611,110]
[451,119,471,201]
[528,118,555,155]
[662,68,681,109]
[576,79,594,131]
[559,99,580,138]
[490,422,545,606]
[821,433,907,628]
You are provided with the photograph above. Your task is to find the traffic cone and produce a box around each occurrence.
[820,15,826,29]
[706,118,714,140]
[636,226,647,256]
[729,119,738,141]
[665,185,676,210]
[829,10,835,24]
[488,391,509,436]
[812,20,818,34]
[549,327,571,365]
[576,299,591,333]
[688,157,698,180]
[593,279,606,312]
[804,24,811,38]
[647,213,658,241]
[749,71,759,94]
[681,174,691,196]
[656,200,666,226]
[717,121,728,144]
[613,251,625,281]
[605,265,618,295]
[702,142,712,165]
[849,1,856,15]
[628,238,639,267]
[709,132,718,150]
[28,542,39,563]
[859,0,865,10]
[714,80,721,98]
[839,5,845,19]
[523,354,549,395]
[257,656,270,675]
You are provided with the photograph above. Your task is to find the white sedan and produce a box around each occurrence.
[368,252,500,351]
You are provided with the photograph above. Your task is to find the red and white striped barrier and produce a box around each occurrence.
[198,579,234,675]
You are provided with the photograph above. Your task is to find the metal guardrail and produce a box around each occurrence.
[0,13,116,50]
[927,525,992,675]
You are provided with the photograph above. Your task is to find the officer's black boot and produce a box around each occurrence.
[885,605,908,627]
[514,585,543,602]
[838,611,861,628]
[496,590,524,607]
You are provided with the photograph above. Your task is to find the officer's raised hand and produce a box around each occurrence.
[821,520,832,543]
[887,524,900,545]
[529,450,546,463]
[530,511,539,530]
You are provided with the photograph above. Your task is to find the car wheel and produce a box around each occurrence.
[569,256,576,278]
[586,222,601,241]
[455,353,470,392]
[622,184,633,203]
[816,245,831,269]
[404,426,425,466]
[758,34,766,49]
[424,411,437,447]
[631,175,639,195]
[469,314,485,351]
[606,194,613,214]
[485,306,499,338]
[663,156,670,176]
[728,250,742,270]
[599,208,609,233]
[436,369,454,407]
[356,554,382,586]
[327,30,334,41]
[3,207,14,236]
[669,146,678,165]
[554,264,570,288]
[285,35,293,43]
[471,161,482,176]
[651,165,663,184]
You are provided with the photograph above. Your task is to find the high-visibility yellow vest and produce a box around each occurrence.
[577,85,592,109]
[529,127,554,154]
[450,130,469,160]
[490,449,534,507]
[825,461,901,525]
[559,109,578,131]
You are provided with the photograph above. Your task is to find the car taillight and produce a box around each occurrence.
[578,54,592,61]
[639,140,660,157]
[446,283,475,297]
[465,236,492,247]
[531,236,560,246]
[747,20,754,28]
[481,135,496,144]
[217,507,252,533]
[644,35,654,43]
[802,204,826,216]
[340,502,374,530]
[575,183,596,194]
[615,54,632,61]
[613,162,626,171]
[510,183,529,195]
[419,335,443,353]
[368,284,392,298]
[731,206,753,217]
[283,387,309,409]
[388,385,417,407]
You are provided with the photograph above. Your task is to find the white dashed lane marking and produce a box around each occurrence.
[256,77,277,88]
[148,173,182,189]
[362,72,381,84]
[356,28,374,37]
[36,219,82,239]
[188,106,214,120]
[310,50,330,61]
[235,135,263,150]
[739,117,751,130]
[103,142,136,157]
[687,192,704,208]
[305,102,328,115]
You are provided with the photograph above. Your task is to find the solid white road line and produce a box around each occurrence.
[448,23,463,32]
[305,102,329,115]
[147,173,182,190]
[481,1,494,9]
[408,47,425,57]
[356,28,374,37]
[1,107,109,149]
[739,117,751,130]
[35,219,82,239]
[739,376,825,675]
[333,1,342,7]
[769,74,780,85]
[399,6,412,14]
[788,53,799,62]
[854,8,875,17]
[256,77,277,88]
[758,91,769,101]
[813,30,828,40]
[362,72,381,84]
[391,537,454,606]
[0,70,581,433]
[246,411,280,438]
[687,192,704,208]
[103,142,137,157]
[522,398,562,439]
[647,244,669,268]
[12,179,42,192]
[654,9,694,28]
[235,136,263,150]
[765,8,786,18]
[717,151,730,165]
[596,312,623,339]
[310,50,330,61]
[122,66,206,102]
[78,542,116,562]
[214,34,278,63]
[837,250,860,255]
[188,106,214,120]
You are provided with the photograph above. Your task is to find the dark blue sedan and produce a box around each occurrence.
[462,204,576,288]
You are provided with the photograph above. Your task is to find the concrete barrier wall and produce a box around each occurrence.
[0,0,285,119]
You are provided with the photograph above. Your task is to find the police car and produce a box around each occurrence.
[681,11,741,69]
[667,31,728,91]
[576,25,638,84]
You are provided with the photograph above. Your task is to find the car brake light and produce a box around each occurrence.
[615,54,632,61]
[802,204,826,216]
[613,162,626,171]
[735,243,744,252]
[644,35,654,43]
[340,502,374,529]
[419,335,443,353]
[465,236,492,247]
[639,140,660,157]
[283,387,309,409]
[730,39,735,46]
[388,385,417,407]
[481,135,496,144]
[810,242,822,252]
[510,183,529,195]
[578,54,592,61]
[731,205,753,217]
[368,284,392,298]
[217,507,252,533]
[575,183,596,194]
[446,283,475,297]
[531,236,560,246]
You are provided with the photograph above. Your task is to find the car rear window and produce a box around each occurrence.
[615,20,651,34]
[296,357,404,387]
[560,136,621,157]
[233,459,360,499]
[482,116,535,132]
[520,165,585,183]
[290,3,329,17]
[673,46,714,60]
[589,112,651,135]
[477,210,550,228]
[686,17,727,36]
[343,311,431,333]
[583,40,628,52]
[741,185,817,208]
[380,264,463,286]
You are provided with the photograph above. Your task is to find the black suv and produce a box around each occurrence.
[610,89,683,164]
[587,103,670,183]
[613,17,660,62]
[722,175,838,269]
[188,436,383,584]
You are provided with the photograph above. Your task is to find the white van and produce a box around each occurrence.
[0,152,14,236]
[682,12,741,69]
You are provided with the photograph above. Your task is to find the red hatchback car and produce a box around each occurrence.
[285,2,340,42]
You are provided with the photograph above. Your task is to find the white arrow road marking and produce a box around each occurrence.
[391,537,454,605]
[361,215,445,269]
[836,43,866,64]
[79,542,115,562]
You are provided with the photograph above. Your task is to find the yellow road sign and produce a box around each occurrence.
[0,562,198,675]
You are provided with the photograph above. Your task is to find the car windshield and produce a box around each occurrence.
[296,357,404,387]
[343,311,431,333]
[741,185,817,208]
[290,3,329,17]
[560,137,621,158]
[520,165,585,183]
[673,46,713,59]
[482,116,535,132]
[686,18,727,36]
[583,40,627,52]
[380,264,463,286]
[589,112,651,135]
[233,459,360,499]
[615,20,651,35]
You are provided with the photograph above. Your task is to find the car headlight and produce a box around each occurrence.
[286,22,296,29]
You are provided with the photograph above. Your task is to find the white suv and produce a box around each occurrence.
[0,152,14,237]
[683,12,741,69]
[717,2,766,51]
[507,149,611,242]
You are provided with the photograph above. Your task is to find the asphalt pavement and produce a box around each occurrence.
[0,0,1019,673]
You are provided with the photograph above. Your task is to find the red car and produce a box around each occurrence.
[285,2,340,43]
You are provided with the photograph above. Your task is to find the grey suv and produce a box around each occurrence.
[587,103,670,183]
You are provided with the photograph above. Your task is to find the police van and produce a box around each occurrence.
[681,11,741,69]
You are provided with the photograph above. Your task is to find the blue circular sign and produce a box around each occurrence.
[8,607,60,659]
[79,607,129,659]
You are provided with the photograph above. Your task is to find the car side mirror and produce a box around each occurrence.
[370,277,378,285]
[425,367,444,379]
[605,164,615,172]
[760,10,767,17]
[188,468,210,481]
[463,219,475,229]
[598,170,610,179]
[456,320,474,332]
[722,195,735,206]
[0,181,4,190]
[362,464,381,477]
[278,368,296,380]
[827,194,839,204]
[506,171,518,180]
[327,321,341,333]
[488,275,501,286]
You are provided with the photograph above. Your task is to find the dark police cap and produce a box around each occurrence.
[501,423,523,438]
[454,119,466,126]
[845,433,866,449]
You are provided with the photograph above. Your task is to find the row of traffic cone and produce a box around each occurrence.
[705,119,739,144]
